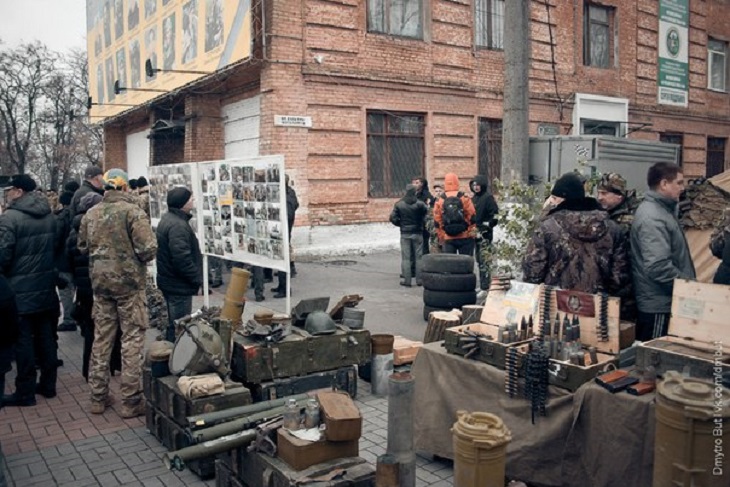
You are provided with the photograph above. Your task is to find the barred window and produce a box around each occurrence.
[367,112,425,198]
[708,38,727,92]
[475,0,505,50]
[707,137,727,178]
[584,3,613,68]
[478,118,502,185]
[368,0,423,39]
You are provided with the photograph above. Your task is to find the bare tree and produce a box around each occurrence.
[0,42,57,175]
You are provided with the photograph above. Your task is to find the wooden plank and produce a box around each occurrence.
[669,279,730,344]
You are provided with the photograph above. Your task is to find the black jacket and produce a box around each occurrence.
[55,206,73,273]
[714,226,730,285]
[70,180,104,216]
[0,192,59,315]
[286,186,299,233]
[390,187,429,234]
[67,213,93,299]
[0,273,19,347]
[469,175,499,241]
[156,208,203,296]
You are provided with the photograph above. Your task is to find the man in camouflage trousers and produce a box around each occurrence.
[596,172,640,319]
[78,169,158,417]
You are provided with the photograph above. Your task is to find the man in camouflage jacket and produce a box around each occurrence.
[78,169,158,417]
[522,172,630,295]
[596,172,640,319]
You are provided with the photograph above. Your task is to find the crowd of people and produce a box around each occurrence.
[392,162,728,343]
[1,161,728,414]
[0,166,300,413]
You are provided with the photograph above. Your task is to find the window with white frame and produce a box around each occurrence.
[367,0,423,39]
[475,0,505,50]
[584,3,614,68]
[708,38,727,92]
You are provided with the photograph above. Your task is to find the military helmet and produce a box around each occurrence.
[103,168,129,190]
[304,311,337,335]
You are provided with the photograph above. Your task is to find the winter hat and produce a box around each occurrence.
[103,168,129,190]
[137,176,149,188]
[64,181,80,192]
[59,191,74,206]
[84,165,104,179]
[551,172,585,200]
[78,192,103,213]
[598,172,627,196]
[167,187,192,209]
[7,174,37,192]
[129,178,139,190]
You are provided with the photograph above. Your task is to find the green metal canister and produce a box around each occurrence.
[653,371,730,487]
[451,411,511,487]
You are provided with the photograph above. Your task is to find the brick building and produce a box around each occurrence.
[100,0,730,249]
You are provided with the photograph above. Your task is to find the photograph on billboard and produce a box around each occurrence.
[86,0,252,121]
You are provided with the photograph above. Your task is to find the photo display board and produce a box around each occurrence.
[148,155,288,272]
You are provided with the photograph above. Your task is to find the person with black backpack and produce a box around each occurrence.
[433,173,476,255]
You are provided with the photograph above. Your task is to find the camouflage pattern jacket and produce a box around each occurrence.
[78,190,157,297]
[607,193,640,235]
[522,197,630,295]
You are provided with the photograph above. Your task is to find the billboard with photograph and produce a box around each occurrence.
[86,0,252,121]
[147,155,289,273]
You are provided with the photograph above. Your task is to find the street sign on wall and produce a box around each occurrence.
[657,0,689,107]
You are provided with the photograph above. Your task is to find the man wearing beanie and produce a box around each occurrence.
[156,187,202,342]
[71,166,105,216]
[136,176,151,216]
[522,172,629,295]
[0,174,60,406]
[78,168,158,417]
[56,183,79,331]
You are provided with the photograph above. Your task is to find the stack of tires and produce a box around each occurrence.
[420,254,477,320]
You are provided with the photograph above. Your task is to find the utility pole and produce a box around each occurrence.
[501,0,531,183]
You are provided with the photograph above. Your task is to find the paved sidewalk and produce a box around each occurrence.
[1,252,454,486]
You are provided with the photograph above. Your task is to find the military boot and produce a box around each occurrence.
[89,395,114,414]
[120,398,146,419]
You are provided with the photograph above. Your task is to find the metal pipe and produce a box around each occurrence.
[186,393,310,429]
[187,406,288,443]
[386,372,416,487]
[164,428,257,471]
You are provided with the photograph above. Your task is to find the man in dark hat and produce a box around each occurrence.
[156,187,202,342]
[57,182,79,331]
[0,174,60,406]
[522,172,629,294]
[70,165,105,216]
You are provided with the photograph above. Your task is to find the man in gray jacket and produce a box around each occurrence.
[630,162,695,341]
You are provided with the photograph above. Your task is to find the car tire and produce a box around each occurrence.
[423,289,478,309]
[420,272,477,292]
[421,254,475,274]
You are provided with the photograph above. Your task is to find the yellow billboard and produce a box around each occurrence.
[86,0,252,121]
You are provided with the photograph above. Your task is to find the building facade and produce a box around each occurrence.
[101,0,730,248]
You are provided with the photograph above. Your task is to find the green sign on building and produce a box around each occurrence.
[658,0,689,107]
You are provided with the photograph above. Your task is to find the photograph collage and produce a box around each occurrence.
[199,160,287,269]
[147,162,198,231]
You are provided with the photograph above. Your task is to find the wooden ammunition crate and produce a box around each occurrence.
[636,279,730,379]
[393,336,423,365]
[444,281,542,369]
[155,375,252,427]
[146,406,216,479]
[247,365,357,402]
[546,291,621,392]
[230,327,370,384]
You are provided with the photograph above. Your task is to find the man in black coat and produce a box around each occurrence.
[156,187,203,342]
[390,184,429,287]
[0,274,19,409]
[0,174,60,406]
[271,174,299,298]
[469,175,499,290]
[57,184,78,331]
[70,165,105,216]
